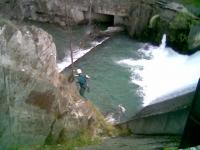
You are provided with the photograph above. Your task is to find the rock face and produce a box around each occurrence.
[0,21,107,149]
[1,0,199,54]
[127,2,152,39]
[0,21,58,86]
[0,0,131,23]
[188,24,200,52]
[1,0,200,53]
[128,1,200,54]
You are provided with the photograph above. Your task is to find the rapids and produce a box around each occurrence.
[24,20,200,122]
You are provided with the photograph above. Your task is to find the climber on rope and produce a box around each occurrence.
[76,69,91,100]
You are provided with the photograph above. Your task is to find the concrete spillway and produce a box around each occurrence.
[115,91,194,135]
[115,78,200,148]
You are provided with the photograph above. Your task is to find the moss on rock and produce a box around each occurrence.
[167,12,199,54]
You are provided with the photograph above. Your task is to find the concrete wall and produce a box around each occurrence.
[116,91,195,135]
[75,0,131,17]
[114,16,127,25]
[84,12,114,22]
[127,108,190,135]
[73,0,131,25]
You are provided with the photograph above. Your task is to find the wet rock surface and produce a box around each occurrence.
[188,24,200,52]
[0,21,105,149]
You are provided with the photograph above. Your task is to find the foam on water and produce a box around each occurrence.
[117,34,200,106]
[57,37,109,73]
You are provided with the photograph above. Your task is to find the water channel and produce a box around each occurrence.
[24,20,200,123]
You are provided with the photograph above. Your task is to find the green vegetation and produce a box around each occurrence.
[85,100,118,137]
[0,19,7,26]
[167,12,200,53]
[141,1,200,54]
[174,0,200,7]
[8,127,102,150]
[8,100,122,150]
[169,12,198,30]
[6,146,26,150]
[38,129,102,150]
[86,100,132,137]
[116,127,132,136]
[0,19,17,27]
[44,131,56,145]
[58,130,102,149]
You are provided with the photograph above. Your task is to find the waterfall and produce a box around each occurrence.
[160,34,166,49]
[117,34,200,106]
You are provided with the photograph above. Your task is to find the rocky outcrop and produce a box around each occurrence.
[188,24,200,52]
[130,1,200,54]
[127,2,153,39]
[1,0,200,53]
[0,20,114,149]
[0,21,58,86]
[0,0,131,22]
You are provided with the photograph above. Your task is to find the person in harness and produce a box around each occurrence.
[76,69,90,100]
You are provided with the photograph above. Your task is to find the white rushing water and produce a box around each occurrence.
[57,37,109,73]
[118,34,200,106]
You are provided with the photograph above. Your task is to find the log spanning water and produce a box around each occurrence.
[58,37,109,73]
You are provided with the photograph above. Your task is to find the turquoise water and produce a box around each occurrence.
[24,20,144,121]
[63,34,144,121]
[24,20,92,60]
[24,20,200,122]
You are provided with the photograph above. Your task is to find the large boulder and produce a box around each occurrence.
[0,21,110,149]
[0,21,58,86]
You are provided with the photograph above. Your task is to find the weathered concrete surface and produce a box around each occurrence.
[115,91,194,135]
[75,135,180,150]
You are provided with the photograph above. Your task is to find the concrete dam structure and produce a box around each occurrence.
[115,79,200,148]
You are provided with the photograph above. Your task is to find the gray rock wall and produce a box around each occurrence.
[0,21,102,149]
[0,0,132,24]
[0,22,58,86]
[1,0,200,54]
[0,68,57,147]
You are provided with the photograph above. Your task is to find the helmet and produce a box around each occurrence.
[77,69,82,74]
